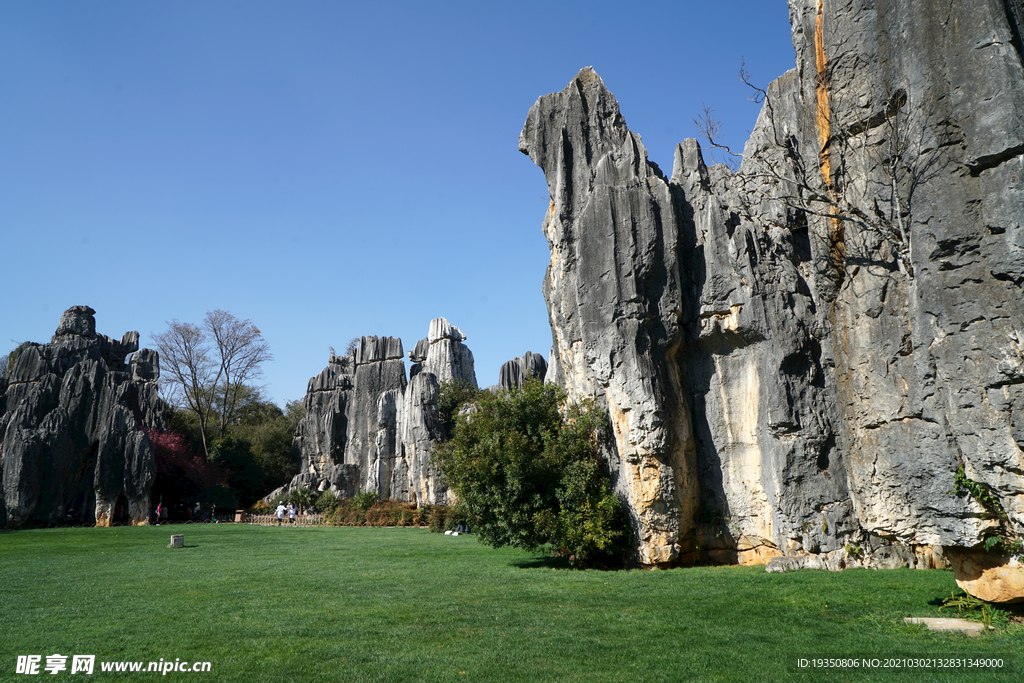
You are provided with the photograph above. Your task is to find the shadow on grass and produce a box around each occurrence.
[510,555,572,570]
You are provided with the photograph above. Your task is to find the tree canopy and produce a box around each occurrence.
[152,310,272,457]
[433,379,630,568]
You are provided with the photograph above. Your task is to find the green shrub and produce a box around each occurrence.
[432,379,629,568]
[427,506,449,533]
[289,487,315,513]
[315,490,341,513]
[364,499,414,526]
[437,378,481,436]
[326,502,366,526]
[410,506,427,526]
[353,491,379,512]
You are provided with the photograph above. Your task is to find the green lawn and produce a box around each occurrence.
[1,524,1020,682]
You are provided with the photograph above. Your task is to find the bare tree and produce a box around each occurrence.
[152,320,218,457]
[694,59,945,280]
[344,337,360,357]
[205,310,273,440]
[152,311,272,457]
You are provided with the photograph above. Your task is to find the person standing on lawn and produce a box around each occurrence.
[275,502,286,526]
[287,503,296,525]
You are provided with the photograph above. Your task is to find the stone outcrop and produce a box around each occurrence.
[409,318,477,388]
[0,306,164,527]
[498,351,548,391]
[348,336,407,490]
[397,371,450,505]
[946,549,1024,604]
[521,0,1024,577]
[279,318,473,506]
[287,354,359,496]
[521,68,699,565]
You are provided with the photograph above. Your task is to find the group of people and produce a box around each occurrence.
[274,502,297,526]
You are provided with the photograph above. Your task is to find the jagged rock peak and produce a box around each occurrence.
[428,317,466,344]
[355,336,404,365]
[498,351,548,391]
[52,305,97,339]
[306,355,354,395]
[521,64,695,566]
[407,337,431,364]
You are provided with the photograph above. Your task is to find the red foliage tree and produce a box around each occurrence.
[147,429,229,507]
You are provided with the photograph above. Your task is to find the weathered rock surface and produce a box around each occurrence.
[348,336,407,491]
[520,68,699,565]
[498,351,548,391]
[0,306,164,527]
[946,549,1024,604]
[409,318,477,388]
[397,371,450,505]
[280,319,474,505]
[287,355,359,496]
[521,0,1024,576]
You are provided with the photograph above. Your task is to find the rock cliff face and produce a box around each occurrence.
[521,0,1024,568]
[520,68,699,565]
[289,354,359,496]
[281,318,474,505]
[0,306,164,527]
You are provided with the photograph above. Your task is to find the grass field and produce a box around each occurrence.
[1,524,1021,682]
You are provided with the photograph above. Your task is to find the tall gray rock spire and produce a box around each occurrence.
[1,306,164,527]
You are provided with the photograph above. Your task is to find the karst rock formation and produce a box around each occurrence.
[520,0,1024,587]
[0,306,164,527]
[281,317,477,506]
[498,351,549,391]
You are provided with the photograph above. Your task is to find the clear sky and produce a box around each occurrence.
[1,1,796,408]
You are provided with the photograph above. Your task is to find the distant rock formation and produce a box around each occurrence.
[348,336,407,494]
[397,371,448,504]
[409,318,477,388]
[0,306,164,527]
[498,351,548,391]
[288,354,358,496]
[277,318,475,506]
[521,0,1024,574]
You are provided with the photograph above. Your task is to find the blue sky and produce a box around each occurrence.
[1,1,796,408]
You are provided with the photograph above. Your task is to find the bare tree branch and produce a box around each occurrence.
[710,57,940,280]
[152,311,273,455]
[152,320,217,457]
[205,310,273,440]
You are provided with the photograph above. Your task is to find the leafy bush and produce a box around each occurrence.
[325,501,366,526]
[437,378,481,436]
[289,487,315,513]
[432,379,629,568]
[365,499,418,526]
[444,502,472,532]
[315,490,341,513]
[250,500,271,514]
[353,491,379,512]
[426,506,449,533]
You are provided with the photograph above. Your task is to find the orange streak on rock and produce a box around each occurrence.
[815,0,844,271]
